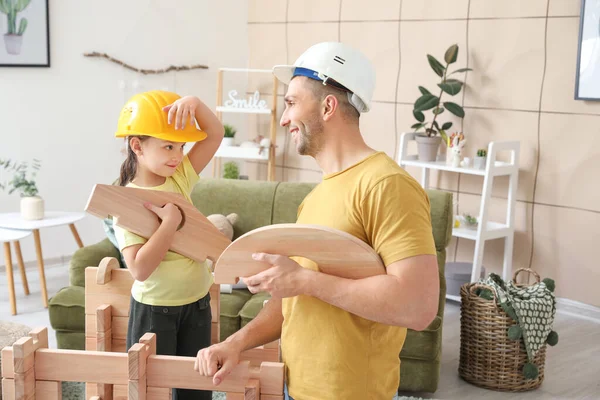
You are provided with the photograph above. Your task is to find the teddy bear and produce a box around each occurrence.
[206,213,248,291]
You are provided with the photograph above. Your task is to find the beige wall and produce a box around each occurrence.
[244,0,600,307]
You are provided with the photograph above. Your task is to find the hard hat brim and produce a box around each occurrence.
[272,65,296,85]
[115,129,208,143]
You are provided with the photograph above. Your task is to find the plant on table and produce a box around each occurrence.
[0,158,40,197]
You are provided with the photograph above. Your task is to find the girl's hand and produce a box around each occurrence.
[163,96,202,130]
[144,202,182,229]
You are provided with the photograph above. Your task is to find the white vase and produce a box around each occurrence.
[222,137,235,147]
[21,196,45,220]
[474,156,487,170]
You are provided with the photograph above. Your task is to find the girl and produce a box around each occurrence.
[113,90,224,400]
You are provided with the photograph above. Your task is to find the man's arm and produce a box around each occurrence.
[246,253,439,331]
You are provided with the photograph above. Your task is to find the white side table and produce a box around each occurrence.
[0,211,86,309]
[0,228,33,315]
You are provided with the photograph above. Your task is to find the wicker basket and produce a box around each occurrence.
[458,268,547,392]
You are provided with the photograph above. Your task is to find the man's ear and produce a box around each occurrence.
[322,94,339,122]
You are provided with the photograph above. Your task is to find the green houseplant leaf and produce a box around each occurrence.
[444,102,465,118]
[418,86,432,96]
[438,79,463,96]
[413,109,425,122]
[444,44,459,64]
[414,94,439,111]
[441,122,453,131]
[427,55,446,78]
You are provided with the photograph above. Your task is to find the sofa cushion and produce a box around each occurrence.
[400,315,442,360]
[48,286,85,332]
[55,331,85,351]
[191,179,279,239]
[425,189,453,251]
[240,292,272,328]
[219,289,253,341]
[272,182,317,224]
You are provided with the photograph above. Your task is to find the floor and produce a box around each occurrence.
[1,262,599,400]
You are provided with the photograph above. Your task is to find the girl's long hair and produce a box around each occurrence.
[118,136,148,186]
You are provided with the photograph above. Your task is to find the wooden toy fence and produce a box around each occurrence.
[1,327,284,400]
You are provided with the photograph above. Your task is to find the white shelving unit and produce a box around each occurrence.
[397,132,520,301]
[212,68,279,181]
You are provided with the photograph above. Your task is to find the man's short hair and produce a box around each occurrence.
[303,78,360,121]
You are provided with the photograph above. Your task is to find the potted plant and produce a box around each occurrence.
[0,0,32,56]
[223,161,239,179]
[411,44,471,161]
[222,124,237,147]
[0,158,44,220]
[474,148,487,170]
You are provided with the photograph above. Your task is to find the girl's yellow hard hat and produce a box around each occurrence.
[115,90,207,142]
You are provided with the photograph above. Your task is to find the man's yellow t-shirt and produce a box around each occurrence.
[114,155,214,306]
[282,151,437,400]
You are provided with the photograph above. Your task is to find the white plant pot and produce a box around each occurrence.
[4,34,23,55]
[21,196,44,220]
[415,135,442,162]
[222,137,235,147]
[474,156,487,170]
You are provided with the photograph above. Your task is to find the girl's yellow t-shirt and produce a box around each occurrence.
[114,155,213,306]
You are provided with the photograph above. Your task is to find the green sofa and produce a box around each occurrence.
[48,178,452,393]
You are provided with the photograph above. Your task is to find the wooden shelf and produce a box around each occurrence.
[215,106,272,115]
[214,145,269,161]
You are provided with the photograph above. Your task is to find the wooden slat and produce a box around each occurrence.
[258,362,284,396]
[86,316,128,340]
[86,293,131,317]
[36,380,61,400]
[97,304,113,332]
[97,381,113,400]
[147,386,171,400]
[34,349,128,385]
[129,374,146,400]
[240,348,279,366]
[225,393,243,400]
[13,337,34,373]
[28,327,48,350]
[260,395,284,400]
[85,268,133,295]
[211,322,219,346]
[96,257,120,284]
[2,347,13,377]
[244,379,259,400]
[85,184,232,263]
[113,384,128,400]
[14,368,34,400]
[214,224,385,284]
[146,356,249,392]
[2,378,14,400]
[86,337,127,353]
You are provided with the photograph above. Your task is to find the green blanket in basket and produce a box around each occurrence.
[479,273,559,379]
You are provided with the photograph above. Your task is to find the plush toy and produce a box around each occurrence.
[206,213,248,291]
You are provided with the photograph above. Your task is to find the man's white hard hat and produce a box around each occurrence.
[273,42,376,113]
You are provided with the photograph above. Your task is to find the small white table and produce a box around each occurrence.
[0,211,86,309]
[0,228,33,315]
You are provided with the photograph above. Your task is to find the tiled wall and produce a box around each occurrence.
[244,0,600,307]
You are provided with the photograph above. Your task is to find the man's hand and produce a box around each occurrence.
[242,253,311,298]
[194,341,243,386]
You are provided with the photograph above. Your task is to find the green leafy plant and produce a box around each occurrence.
[412,44,472,141]
[477,148,487,157]
[462,213,478,227]
[0,158,41,197]
[223,161,239,179]
[223,124,237,138]
[0,0,31,36]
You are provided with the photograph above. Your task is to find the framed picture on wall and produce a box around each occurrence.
[0,0,50,67]
[575,0,600,100]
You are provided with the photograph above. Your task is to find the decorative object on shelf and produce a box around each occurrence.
[460,213,478,229]
[574,0,600,100]
[223,161,240,179]
[411,44,471,161]
[460,268,557,391]
[222,124,237,146]
[461,156,471,168]
[448,132,466,168]
[223,89,268,111]
[474,148,487,170]
[0,0,50,67]
[0,158,44,220]
[82,52,208,74]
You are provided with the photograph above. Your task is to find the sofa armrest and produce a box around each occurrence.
[69,238,121,287]
[425,189,453,251]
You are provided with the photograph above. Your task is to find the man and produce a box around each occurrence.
[195,42,440,400]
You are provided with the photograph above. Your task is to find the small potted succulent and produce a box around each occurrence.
[411,44,471,161]
[223,161,240,179]
[222,124,237,147]
[474,148,487,170]
[0,158,44,220]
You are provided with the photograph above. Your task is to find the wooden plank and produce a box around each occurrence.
[260,396,284,400]
[86,315,128,340]
[146,356,249,392]
[244,379,259,400]
[14,368,34,400]
[225,393,244,400]
[113,384,128,400]
[209,284,220,323]
[36,380,61,400]
[85,184,232,263]
[139,333,157,357]
[2,378,14,400]
[97,381,114,400]
[96,257,120,284]
[211,323,219,346]
[240,348,279,366]
[214,224,385,284]
[2,347,13,377]
[97,304,113,332]
[86,293,131,317]
[34,349,129,385]
[86,337,127,353]
[85,268,133,296]
[258,362,284,396]
[12,337,34,373]
[129,374,146,400]
[28,327,48,350]
[147,386,171,400]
